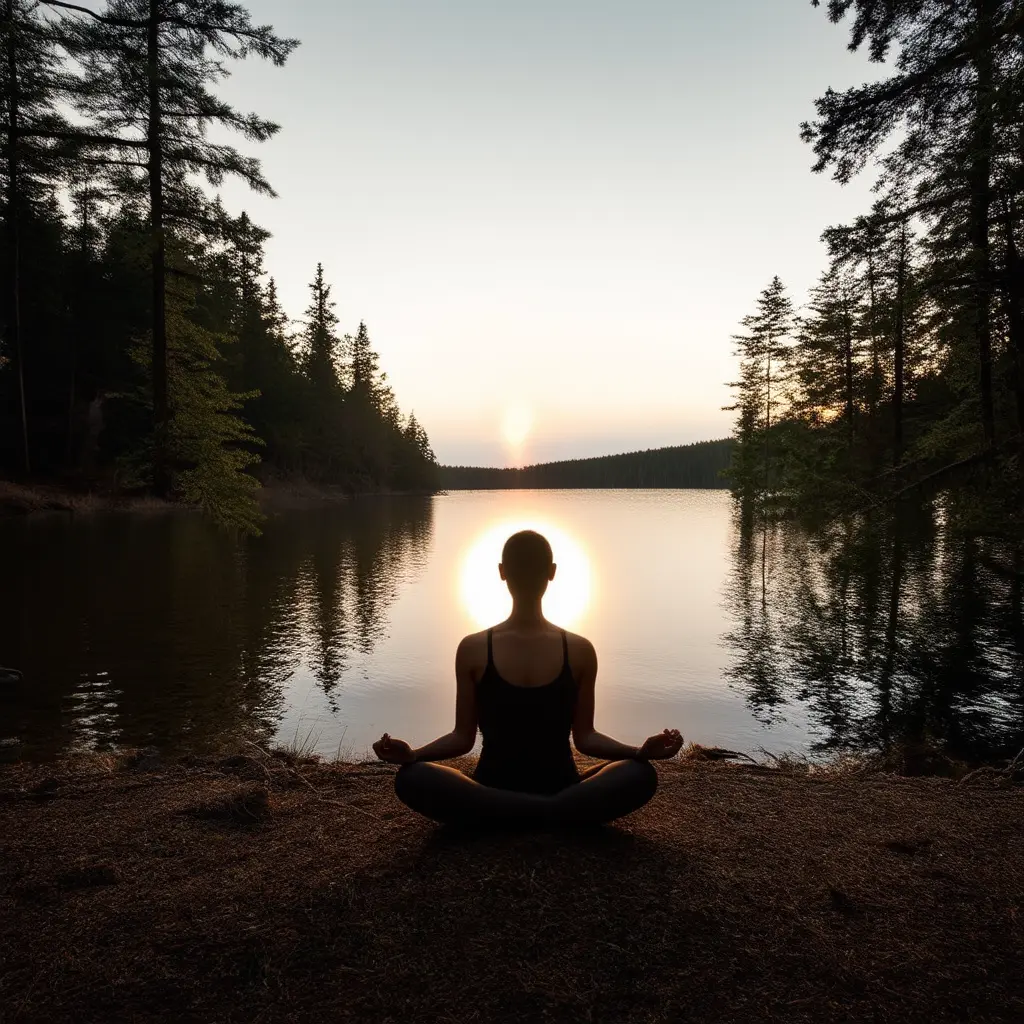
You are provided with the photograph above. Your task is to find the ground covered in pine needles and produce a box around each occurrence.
[1,748,1022,1024]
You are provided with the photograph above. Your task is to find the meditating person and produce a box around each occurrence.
[373,529,683,828]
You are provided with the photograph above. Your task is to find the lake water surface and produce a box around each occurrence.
[1,489,1020,762]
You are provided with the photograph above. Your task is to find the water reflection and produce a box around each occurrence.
[2,489,1021,763]
[0,496,433,758]
[724,500,1024,763]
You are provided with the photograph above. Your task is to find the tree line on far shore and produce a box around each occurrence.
[441,440,732,490]
[0,0,437,532]
[726,1,1023,538]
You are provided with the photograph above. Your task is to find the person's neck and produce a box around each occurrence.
[505,597,547,629]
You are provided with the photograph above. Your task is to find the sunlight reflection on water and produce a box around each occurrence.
[3,489,1019,765]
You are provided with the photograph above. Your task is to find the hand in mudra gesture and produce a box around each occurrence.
[373,733,416,765]
[638,728,683,760]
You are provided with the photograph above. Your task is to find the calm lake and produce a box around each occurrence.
[1,489,1021,763]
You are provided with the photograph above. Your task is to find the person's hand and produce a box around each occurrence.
[637,728,683,761]
[372,733,416,765]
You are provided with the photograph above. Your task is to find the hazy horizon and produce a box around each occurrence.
[439,435,728,469]
[212,1,883,467]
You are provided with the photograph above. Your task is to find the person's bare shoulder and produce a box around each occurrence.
[455,630,489,676]
[564,630,597,672]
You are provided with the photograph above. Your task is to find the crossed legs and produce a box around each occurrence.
[393,759,658,829]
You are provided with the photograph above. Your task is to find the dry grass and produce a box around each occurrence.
[1,749,1022,1024]
[0,481,174,516]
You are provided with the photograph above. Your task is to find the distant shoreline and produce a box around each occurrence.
[0,440,735,518]
[441,438,733,490]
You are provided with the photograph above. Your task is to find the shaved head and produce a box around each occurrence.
[501,530,554,597]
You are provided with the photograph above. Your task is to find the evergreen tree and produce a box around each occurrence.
[0,0,75,473]
[348,320,383,405]
[301,262,340,391]
[793,264,864,458]
[0,1,442,520]
[57,0,297,495]
[727,277,796,499]
[804,0,1024,450]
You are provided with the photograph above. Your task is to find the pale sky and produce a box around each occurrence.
[214,1,881,467]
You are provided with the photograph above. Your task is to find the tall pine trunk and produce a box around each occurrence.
[842,294,855,454]
[893,220,908,466]
[147,0,169,496]
[866,248,880,427]
[66,202,90,468]
[763,341,772,498]
[5,0,29,475]
[1002,199,1024,439]
[971,0,996,448]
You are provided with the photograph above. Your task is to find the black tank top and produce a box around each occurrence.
[473,628,581,795]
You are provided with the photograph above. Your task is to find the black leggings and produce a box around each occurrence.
[393,758,658,829]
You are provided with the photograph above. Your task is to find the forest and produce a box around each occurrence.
[0,0,438,533]
[726,0,1024,540]
[441,439,732,490]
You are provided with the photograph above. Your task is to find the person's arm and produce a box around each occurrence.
[570,640,684,761]
[570,639,643,760]
[373,636,479,764]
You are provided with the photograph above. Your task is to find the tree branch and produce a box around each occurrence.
[1,125,149,149]
[38,0,298,55]
[38,0,148,29]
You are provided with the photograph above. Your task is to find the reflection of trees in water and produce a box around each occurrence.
[0,496,434,756]
[285,496,433,689]
[721,511,787,721]
[724,499,1024,762]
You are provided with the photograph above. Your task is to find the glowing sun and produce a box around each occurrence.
[501,405,533,449]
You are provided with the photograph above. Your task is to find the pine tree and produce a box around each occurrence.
[723,348,765,501]
[1,0,76,473]
[53,0,297,494]
[804,0,1024,449]
[349,319,382,404]
[301,263,340,391]
[729,277,795,498]
[794,264,864,454]
[0,3,441,512]
[119,234,265,532]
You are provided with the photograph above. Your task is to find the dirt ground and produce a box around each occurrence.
[1,751,1021,1024]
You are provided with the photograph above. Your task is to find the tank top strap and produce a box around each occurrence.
[561,629,569,672]
[486,628,494,669]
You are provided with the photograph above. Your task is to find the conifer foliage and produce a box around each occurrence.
[0,0,438,528]
[727,1,1024,531]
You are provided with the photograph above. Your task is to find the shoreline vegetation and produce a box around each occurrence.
[0,439,735,517]
[0,477,432,518]
[1,746,1021,1023]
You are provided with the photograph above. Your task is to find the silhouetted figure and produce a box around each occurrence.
[374,530,682,828]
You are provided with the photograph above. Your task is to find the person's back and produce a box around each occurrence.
[474,624,579,795]
[373,529,683,828]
